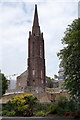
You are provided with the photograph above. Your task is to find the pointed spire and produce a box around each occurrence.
[33,4,39,27]
[32,4,40,35]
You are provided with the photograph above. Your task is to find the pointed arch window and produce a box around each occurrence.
[40,45,42,58]
[32,69,35,76]
[42,80,43,84]
[32,42,34,57]
[41,70,42,78]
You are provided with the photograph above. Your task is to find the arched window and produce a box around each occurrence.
[33,80,35,85]
[41,70,42,78]
[32,69,35,76]
[18,82,20,87]
[40,45,42,58]
[32,42,34,57]
[42,80,43,84]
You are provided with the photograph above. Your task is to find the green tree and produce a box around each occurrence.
[0,73,8,97]
[49,78,54,88]
[57,19,80,104]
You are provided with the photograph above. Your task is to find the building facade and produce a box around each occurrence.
[16,70,28,91]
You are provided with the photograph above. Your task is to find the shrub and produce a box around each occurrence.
[2,110,8,116]
[77,108,80,115]
[0,111,2,116]
[35,111,47,117]
[57,96,68,109]
[35,103,50,112]
[4,100,15,111]
[49,104,57,114]
[6,111,16,117]
[57,107,65,115]
[4,94,38,117]
[68,99,76,112]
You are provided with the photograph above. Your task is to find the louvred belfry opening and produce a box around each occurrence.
[27,4,46,88]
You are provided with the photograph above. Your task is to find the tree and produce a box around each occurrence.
[49,78,54,88]
[0,73,8,97]
[57,19,80,104]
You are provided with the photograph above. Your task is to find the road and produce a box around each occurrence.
[1,117,80,120]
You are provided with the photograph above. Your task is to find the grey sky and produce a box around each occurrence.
[78,1,80,17]
[0,0,79,79]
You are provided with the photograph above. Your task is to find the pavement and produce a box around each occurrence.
[1,116,80,120]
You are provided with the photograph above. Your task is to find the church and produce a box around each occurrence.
[16,5,51,100]
[1,5,69,103]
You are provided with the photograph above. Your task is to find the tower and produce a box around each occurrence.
[27,5,46,89]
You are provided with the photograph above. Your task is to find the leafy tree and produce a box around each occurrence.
[0,73,8,97]
[57,19,80,104]
[49,78,54,88]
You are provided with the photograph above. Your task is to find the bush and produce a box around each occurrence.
[35,103,50,112]
[2,110,8,116]
[56,107,65,115]
[57,96,68,109]
[50,104,57,114]
[4,101,14,111]
[77,108,80,115]
[6,111,15,117]
[35,111,48,117]
[68,99,76,112]
[4,94,38,117]
[56,96,69,115]
[0,111,2,116]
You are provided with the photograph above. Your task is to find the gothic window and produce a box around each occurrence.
[19,83,20,87]
[32,70,35,75]
[33,80,35,85]
[41,70,42,78]
[32,42,34,57]
[40,45,42,58]
[21,87,23,90]
[42,80,43,84]
[36,89,38,93]
[27,81,29,85]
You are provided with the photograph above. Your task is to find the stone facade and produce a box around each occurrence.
[16,70,28,91]
[16,70,51,94]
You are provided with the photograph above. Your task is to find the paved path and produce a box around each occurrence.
[1,117,80,120]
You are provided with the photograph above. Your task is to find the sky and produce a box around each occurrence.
[0,0,79,80]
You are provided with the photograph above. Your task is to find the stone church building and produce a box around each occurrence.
[0,5,69,104]
[15,5,69,102]
[16,5,51,100]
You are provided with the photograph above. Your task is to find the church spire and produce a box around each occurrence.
[28,3,46,90]
[32,4,40,35]
[33,4,39,27]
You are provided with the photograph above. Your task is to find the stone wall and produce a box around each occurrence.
[16,70,28,91]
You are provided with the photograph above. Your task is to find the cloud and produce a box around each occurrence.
[38,1,78,77]
[78,1,80,18]
[0,1,78,78]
